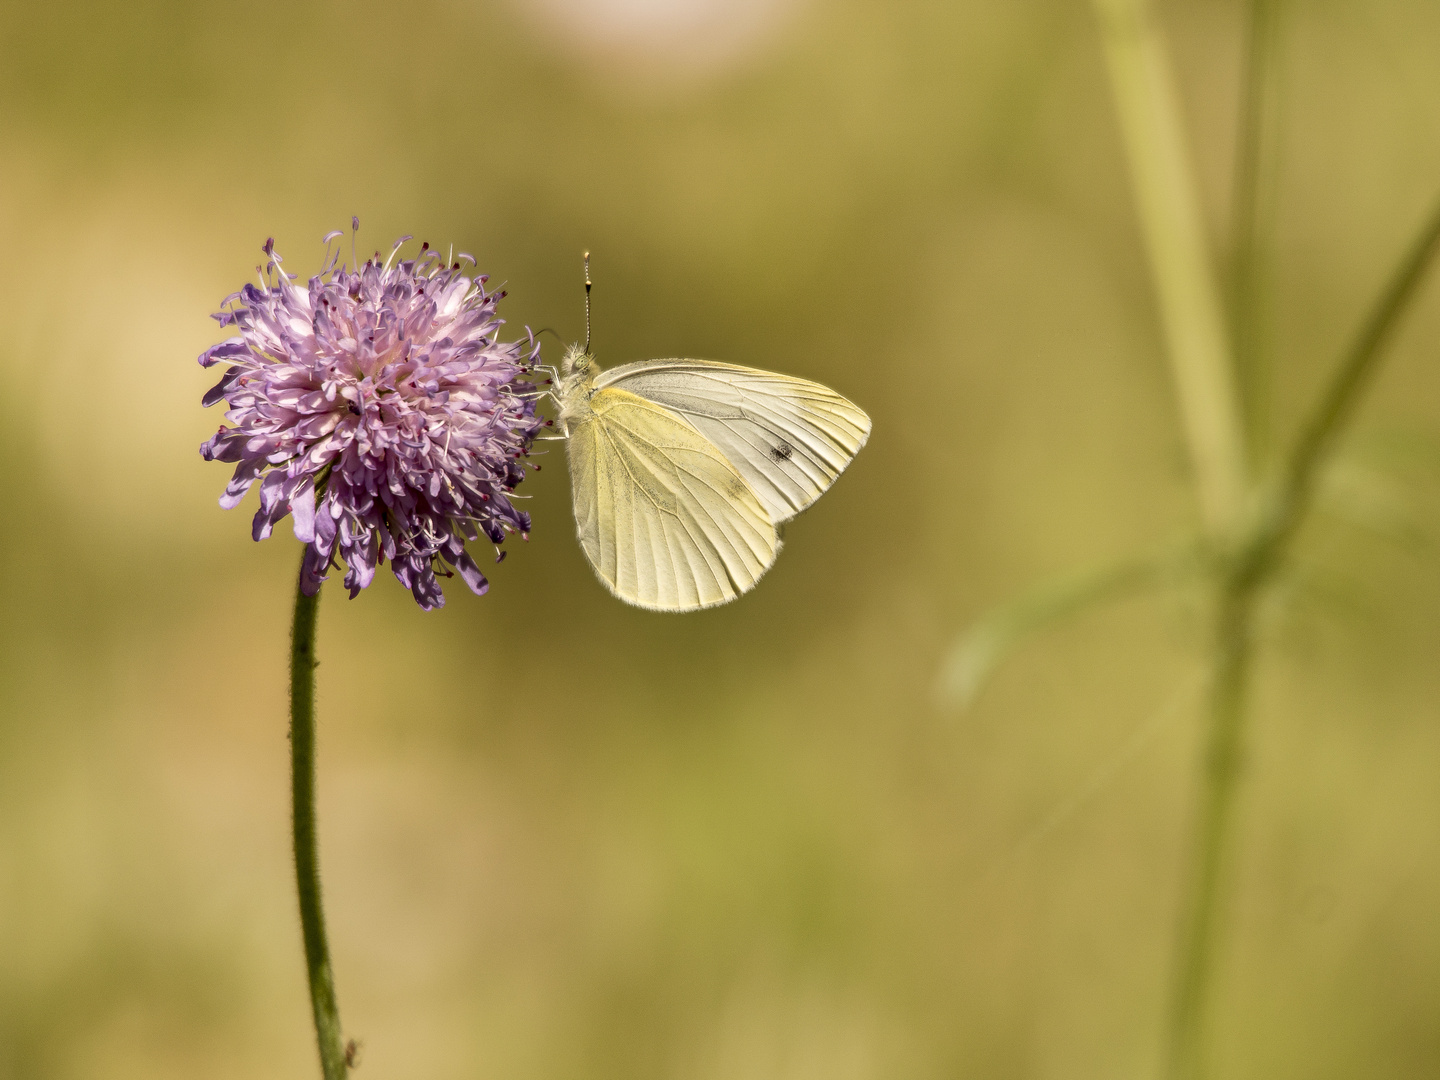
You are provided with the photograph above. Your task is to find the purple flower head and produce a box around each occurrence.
[199,231,543,609]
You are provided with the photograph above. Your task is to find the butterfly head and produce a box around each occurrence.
[560,343,595,381]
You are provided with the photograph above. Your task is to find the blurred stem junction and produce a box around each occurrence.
[290,568,349,1080]
[938,1,1440,1078]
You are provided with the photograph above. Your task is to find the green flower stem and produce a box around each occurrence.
[1092,0,1248,537]
[1166,192,1440,1080]
[290,564,348,1080]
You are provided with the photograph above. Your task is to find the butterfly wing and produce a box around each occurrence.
[595,360,871,524]
[567,385,781,611]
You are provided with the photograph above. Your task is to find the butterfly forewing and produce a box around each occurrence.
[596,360,871,524]
[566,386,781,611]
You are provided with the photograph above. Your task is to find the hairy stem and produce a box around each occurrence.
[291,567,347,1080]
[1093,0,1248,536]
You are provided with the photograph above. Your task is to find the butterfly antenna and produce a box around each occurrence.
[583,251,592,354]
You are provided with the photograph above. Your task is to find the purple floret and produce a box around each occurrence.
[199,232,543,610]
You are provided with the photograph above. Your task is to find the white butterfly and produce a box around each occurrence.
[551,343,871,610]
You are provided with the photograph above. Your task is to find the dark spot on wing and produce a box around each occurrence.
[769,441,793,462]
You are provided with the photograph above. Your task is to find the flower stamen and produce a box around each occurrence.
[198,231,544,609]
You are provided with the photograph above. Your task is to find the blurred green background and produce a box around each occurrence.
[3,0,1440,1077]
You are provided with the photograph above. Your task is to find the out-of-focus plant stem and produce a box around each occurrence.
[1164,575,1256,1080]
[1092,0,1247,538]
[291,567,348,1080]
[1260,194,1440,565]
[1166,191,1440,1080]
[1090,7,1253,1074]
[1093,1,1440,1078]
[936,540,1204,710]
[1229,0,1280,463]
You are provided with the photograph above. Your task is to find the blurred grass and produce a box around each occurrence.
[1,0,1439,1077]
